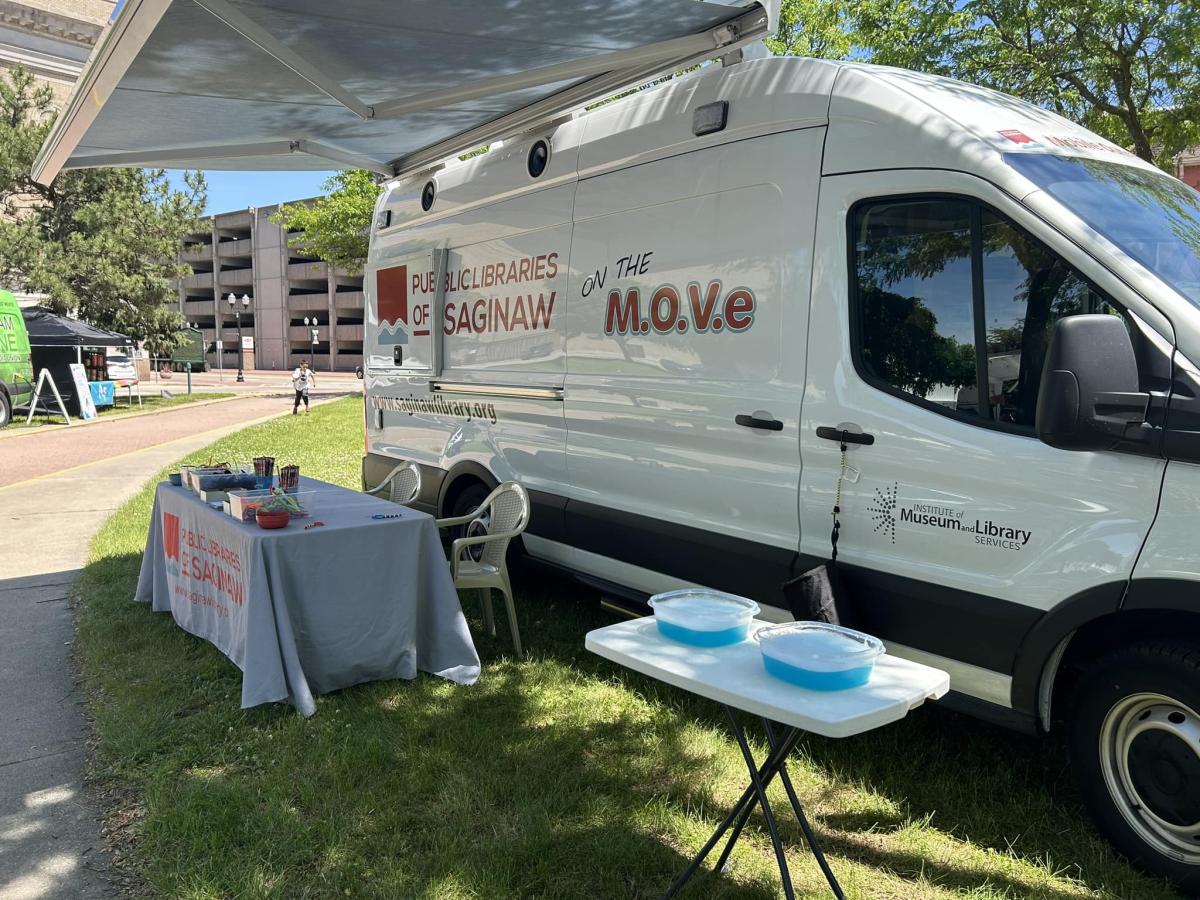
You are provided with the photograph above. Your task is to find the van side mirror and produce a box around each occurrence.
[1036,315,1150,451]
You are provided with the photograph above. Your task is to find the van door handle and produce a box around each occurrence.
[735,414,783,431]
[816,426,875,445]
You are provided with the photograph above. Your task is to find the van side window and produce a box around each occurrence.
[852,197,1117,431]
[853,199,982,416]
[980,210,1116,427]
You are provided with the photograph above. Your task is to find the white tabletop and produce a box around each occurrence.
[586,618,950,739]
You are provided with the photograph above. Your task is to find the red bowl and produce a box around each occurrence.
[255,509,290,529]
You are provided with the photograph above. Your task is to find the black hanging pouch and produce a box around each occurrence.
[783,560,846,625]
[782,437,854,626]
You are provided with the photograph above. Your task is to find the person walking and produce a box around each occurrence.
[291,359,315,414]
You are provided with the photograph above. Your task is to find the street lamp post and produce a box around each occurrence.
[227,292,250,383]
[184,321,199,394]
[303,316,320,362]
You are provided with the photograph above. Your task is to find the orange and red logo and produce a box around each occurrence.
[376,264,412,334]
[162,512,181,562]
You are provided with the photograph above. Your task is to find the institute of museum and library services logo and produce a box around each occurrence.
[866,482,1033,552]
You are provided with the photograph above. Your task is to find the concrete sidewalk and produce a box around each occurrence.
[0,399,317,899]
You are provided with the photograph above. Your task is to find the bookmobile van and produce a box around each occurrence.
[360,56,1200,887]
[0,289,34,428]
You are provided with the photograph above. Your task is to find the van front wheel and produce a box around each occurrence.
[0,391,11,428]
[1069,641,1200,891]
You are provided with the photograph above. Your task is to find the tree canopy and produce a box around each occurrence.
[774,0,1199,167]
[0,67,206,354]
[270,169,382,276]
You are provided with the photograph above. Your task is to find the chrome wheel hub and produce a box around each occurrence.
[1100,692,1200,863]
[464,508,491,562]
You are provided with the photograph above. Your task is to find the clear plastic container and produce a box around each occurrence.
[648,589,760,647]
[756,622,884,690]
[184,465,249,493]
[228,489,315,522]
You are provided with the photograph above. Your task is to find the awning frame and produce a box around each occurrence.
[33,0,775,184]
[65,140,397,176]
[192,0,374,119]
[389,4,771,178]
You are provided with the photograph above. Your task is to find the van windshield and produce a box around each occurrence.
[1005,153,1200,306]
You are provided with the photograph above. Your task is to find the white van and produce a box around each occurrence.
[361,56,1200,886]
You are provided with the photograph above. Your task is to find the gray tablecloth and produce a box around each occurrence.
[135,477,480,716]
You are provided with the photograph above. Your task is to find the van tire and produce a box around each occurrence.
[1068,640,1200,892]
[0,390,10,428]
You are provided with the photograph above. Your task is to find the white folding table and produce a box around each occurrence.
[586,617,950,899]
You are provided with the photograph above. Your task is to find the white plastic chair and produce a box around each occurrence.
[363,460,422,506]
[437,482,530,656]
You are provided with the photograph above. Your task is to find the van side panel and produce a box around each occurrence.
[802,169,1166,706]
[1130,461,1200,592]
[557,129,824,608]
[440,229,568,376]
[365,159,576,504]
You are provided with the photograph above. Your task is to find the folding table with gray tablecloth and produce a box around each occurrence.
[135,478,480,716]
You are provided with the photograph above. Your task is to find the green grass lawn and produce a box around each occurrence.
[74,398,1180,899]
[12,391,236,429]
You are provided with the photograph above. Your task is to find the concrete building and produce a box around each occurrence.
[1177,149,1200,192]
[0,0,113,106]
[174,204,365,373]
[2,0,113,307]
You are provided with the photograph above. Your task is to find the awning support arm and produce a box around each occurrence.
[370,16,752,120]
[191,0,374,119]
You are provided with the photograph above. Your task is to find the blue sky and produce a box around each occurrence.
[167,170,337,215]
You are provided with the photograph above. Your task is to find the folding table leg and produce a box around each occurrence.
[712,725,803,873]
[762,720,845,900]
[724,708,796,900]
[661,714,845,900]
[662,730,796,898]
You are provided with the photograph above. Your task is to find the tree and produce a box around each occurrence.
[769,0,1198,170]
[766,0,855,58]
[271,169,382,275]
[0,66,206,354]
[860,291,978,396]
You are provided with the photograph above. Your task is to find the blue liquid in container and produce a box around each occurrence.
[656,620,748,647]
[762,655,874,690]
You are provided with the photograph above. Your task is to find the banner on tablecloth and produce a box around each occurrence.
[161,509,246,619]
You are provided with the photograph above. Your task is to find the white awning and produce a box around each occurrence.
[33,0,776,185]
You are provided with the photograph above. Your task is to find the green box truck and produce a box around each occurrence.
[0,290,33,427]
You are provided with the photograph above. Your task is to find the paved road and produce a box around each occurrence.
[0,394,347,487]
[144,368,362,397]
[0,394,337,899]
